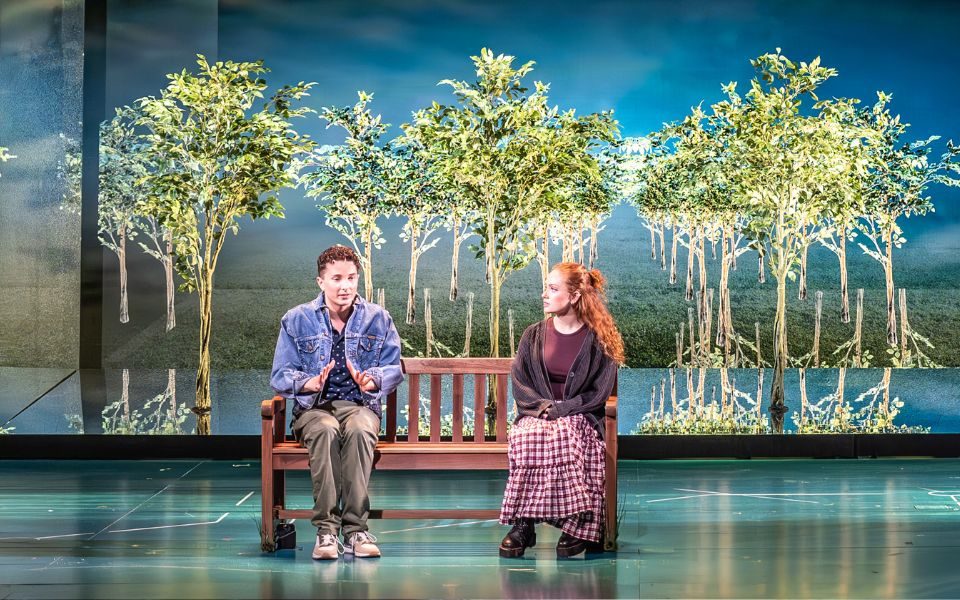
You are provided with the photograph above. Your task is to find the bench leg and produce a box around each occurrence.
[604,425,618,551]
[261,449,276,552]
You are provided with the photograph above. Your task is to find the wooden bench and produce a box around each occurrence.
[261,357,619,551]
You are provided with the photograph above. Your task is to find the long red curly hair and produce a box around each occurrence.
[553,262,626,365]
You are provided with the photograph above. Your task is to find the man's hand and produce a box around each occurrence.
[346,359,378,393]
[301,360,335,393]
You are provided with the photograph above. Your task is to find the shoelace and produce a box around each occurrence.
[350,531,378,546]
[319,533,345,554]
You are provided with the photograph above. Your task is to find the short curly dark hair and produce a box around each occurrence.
[317,245,362,277]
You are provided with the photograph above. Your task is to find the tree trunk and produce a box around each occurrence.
[537,226,550,289]
[882,367,891,417]
[490,275,501,358]
[769,273,789,433]
[363,227,374,301]
[898,288,909,365]
[164,231,176,332]
[756,368,764,433]
[669,224,678,285]
[813,291,823,367]
[853,288,864,368]
[799,367,807,428]
[463,291,474,357]
[508,308,515,356]
[486,208,500,359]
[757,251,766,284]
[716,226,730,354]
[731,231,738,271]
[697,227,707,335]
[685,228,695,301]
[883,227,897,346]
[119,225,129,324]
[406,226,419,325]
[669,368,677,413]
[424,288,433,357]
[798,244,808,301]
[449,217,461,301]
[720,368,729,417]
[659,377,666,418]
[589,219,599,269]
[167,368,177,424]
[122,368,130,421]
[659,223,666,271]
[194,268,214,426]
[755,321,762,367]
[839,231,850,323]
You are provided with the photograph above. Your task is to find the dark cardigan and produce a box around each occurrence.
[512,319,618,439]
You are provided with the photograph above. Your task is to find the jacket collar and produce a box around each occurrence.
[312,291,364,313]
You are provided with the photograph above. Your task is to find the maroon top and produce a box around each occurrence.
[543,317,589,400]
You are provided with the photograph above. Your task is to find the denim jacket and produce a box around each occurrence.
[270,292,404,418]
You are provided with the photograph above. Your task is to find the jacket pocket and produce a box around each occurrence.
[295,335,322,370]
[357,334,383,368]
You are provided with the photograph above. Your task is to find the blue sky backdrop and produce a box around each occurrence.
[205,0,960,230]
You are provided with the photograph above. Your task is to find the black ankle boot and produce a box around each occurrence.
[556,532,588,557]
[499,518,536,558]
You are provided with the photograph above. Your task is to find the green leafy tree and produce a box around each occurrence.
[99,107,151,324]
[815,98,871,323]
[856,92,960,346]
[300,91,391,300]
[722,50,854,431]
[401,118,476,302]
[136,55,314,421]
[384,139,445,325]
[407,49,618,358]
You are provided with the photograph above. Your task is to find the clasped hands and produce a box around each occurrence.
[301,358,378,394]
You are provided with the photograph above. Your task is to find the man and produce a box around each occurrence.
[271,245,403,560]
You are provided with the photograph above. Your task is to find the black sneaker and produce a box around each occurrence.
[556,532,587,558]
[499,518,536,558]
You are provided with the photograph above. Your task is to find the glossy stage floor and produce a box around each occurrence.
[1,459,958,599]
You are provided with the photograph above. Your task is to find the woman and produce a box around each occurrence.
[499,262,624,558]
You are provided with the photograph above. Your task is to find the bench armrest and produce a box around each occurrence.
[261,396,285,418]
[605,395,617,419]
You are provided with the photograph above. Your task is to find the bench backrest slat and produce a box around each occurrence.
[452,374,464,443]
[430,374,442,443]
[495,373,508,442]
[407,372,420,444]
[377,358,515,443]
[473,374,486,443]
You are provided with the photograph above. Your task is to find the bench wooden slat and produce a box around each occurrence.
[279,509,501,521]
[495,373,508,442]
[452,374,464,443]
[473,374,485,444]
[386,390,397,443]
[408,373,419,443]
[274,441,509,454]
[430,374,441,443]
[401,357,512,374]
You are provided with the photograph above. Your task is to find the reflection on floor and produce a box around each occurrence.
[3,368,960,435]
[0,459,959,598]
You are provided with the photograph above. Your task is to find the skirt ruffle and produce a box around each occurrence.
[499,414,605,542]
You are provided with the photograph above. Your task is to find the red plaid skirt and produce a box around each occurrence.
[499,414,605,542]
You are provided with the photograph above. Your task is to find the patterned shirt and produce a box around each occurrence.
[321,326,363,404]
